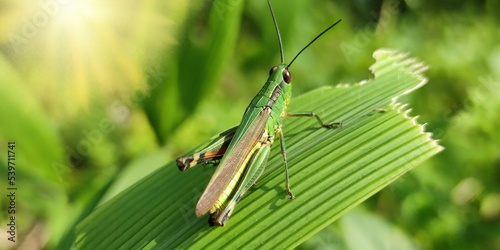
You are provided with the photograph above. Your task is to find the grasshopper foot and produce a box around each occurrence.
[323,122,343,129]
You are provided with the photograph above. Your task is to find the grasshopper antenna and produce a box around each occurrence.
[267,0,285,64]
[288,19,342,68]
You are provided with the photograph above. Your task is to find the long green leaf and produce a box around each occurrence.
[75,49,443,249]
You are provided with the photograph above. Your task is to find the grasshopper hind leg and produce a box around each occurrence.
[176,126,238,171]
[208,142,272,227]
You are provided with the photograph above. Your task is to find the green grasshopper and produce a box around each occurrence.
[177,0,342,227]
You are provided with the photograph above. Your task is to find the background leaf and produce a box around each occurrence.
[75,49,442,249]
[142,0,245,144]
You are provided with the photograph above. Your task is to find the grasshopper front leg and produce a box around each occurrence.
[278,112,342,199]
[285,112,342,129]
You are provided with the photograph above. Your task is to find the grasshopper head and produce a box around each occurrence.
[268,64,292,103]
[269,65,292,84]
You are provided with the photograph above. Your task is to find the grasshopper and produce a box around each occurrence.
[177,0,342,227]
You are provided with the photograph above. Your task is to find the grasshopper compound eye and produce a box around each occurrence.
[283,68,292,83]
[269,66,278,76]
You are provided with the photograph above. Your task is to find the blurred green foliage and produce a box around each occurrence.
[0,0,499,249]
